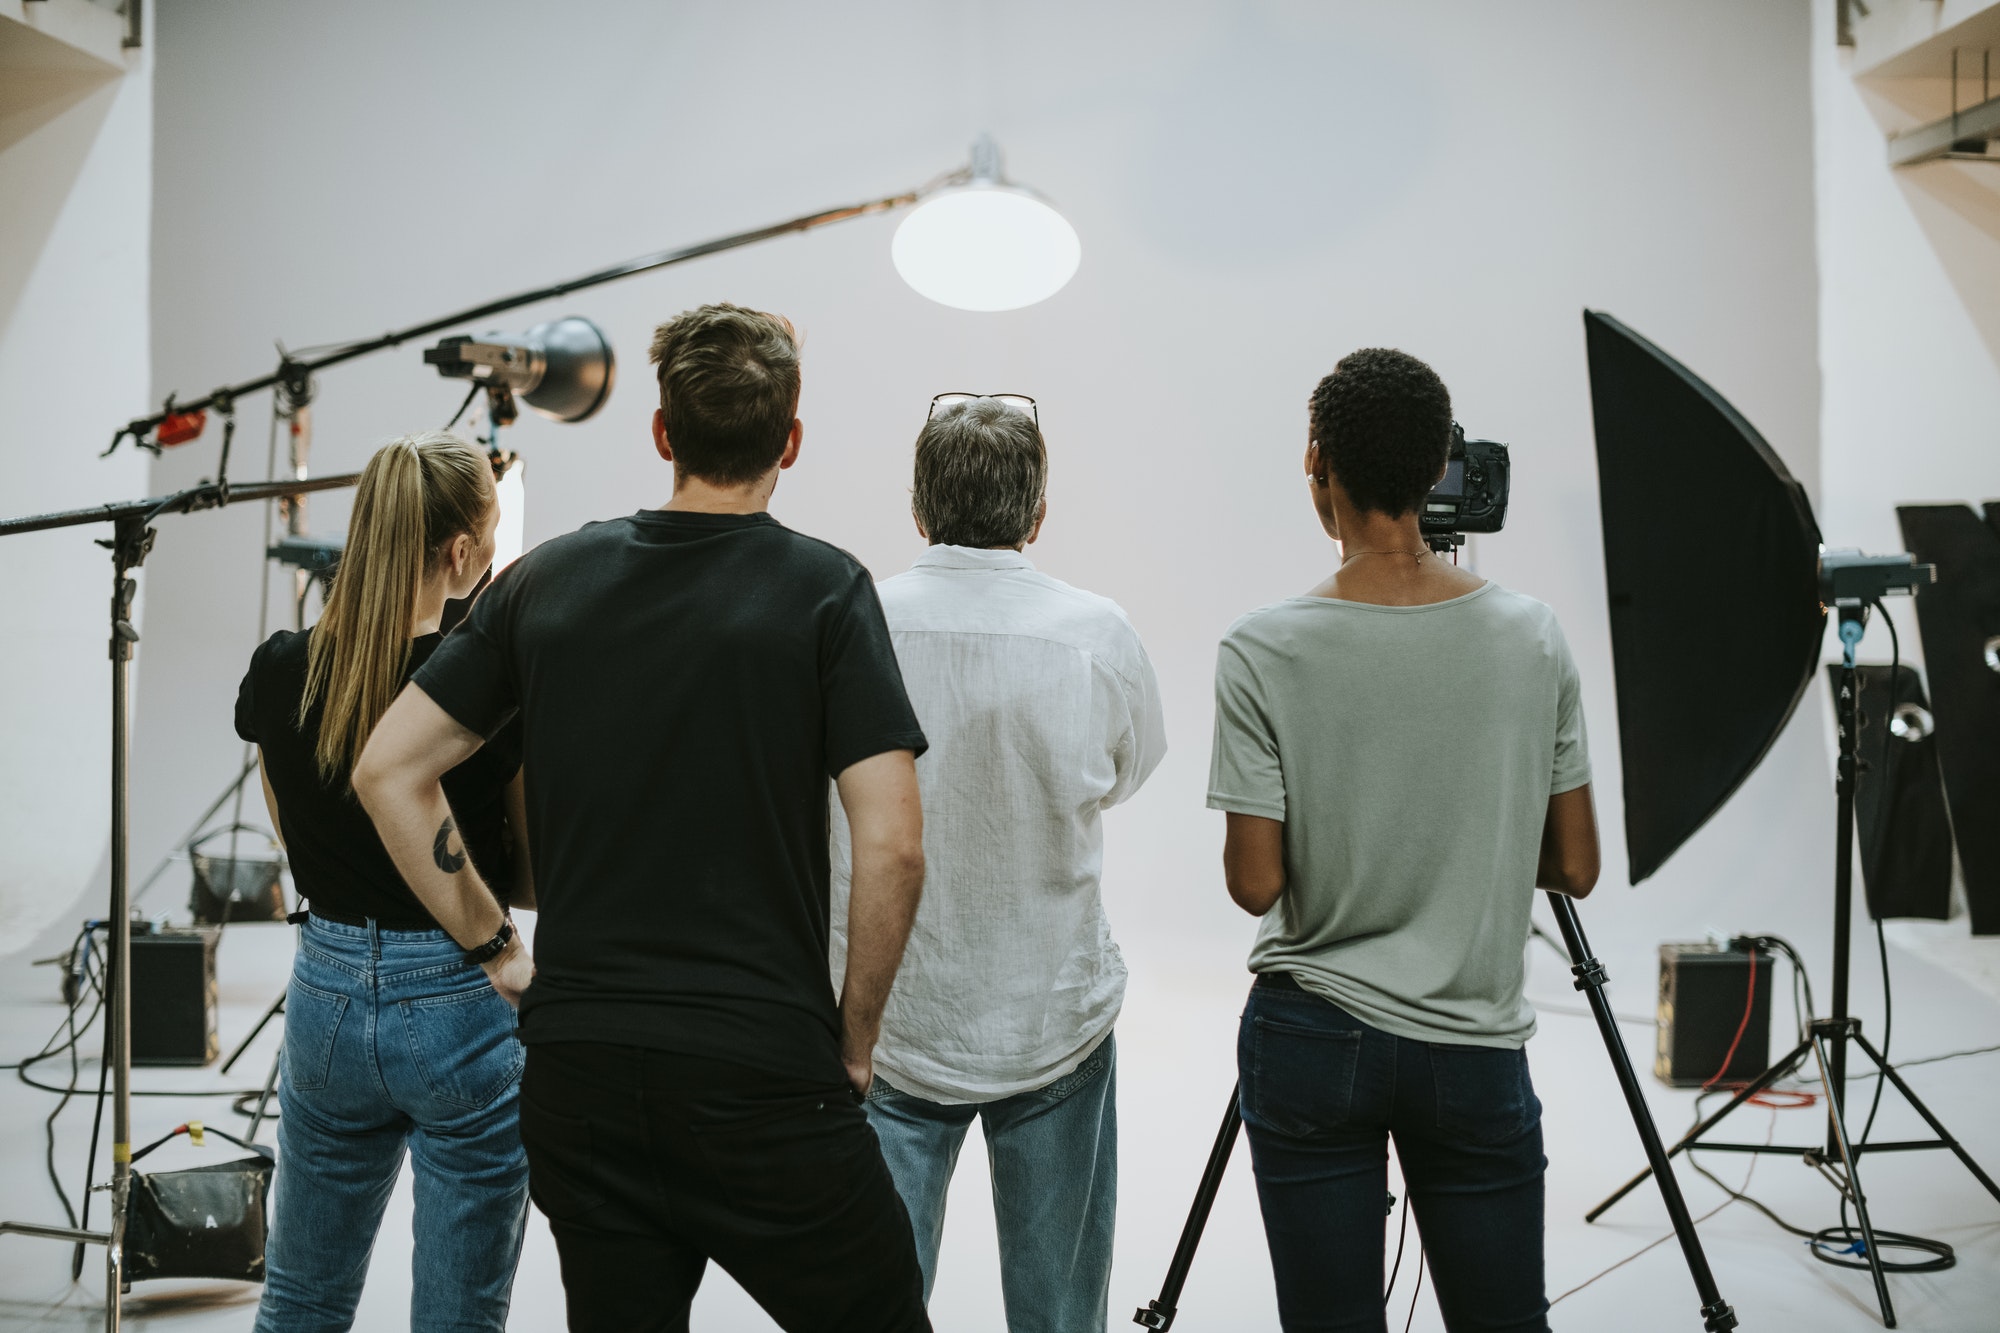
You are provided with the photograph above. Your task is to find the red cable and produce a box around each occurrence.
[1703,946,1757,1091]
[1702,945,1820,1109]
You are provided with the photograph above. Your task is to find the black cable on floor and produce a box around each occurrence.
[1685,1153,1815,1239]
[75,935,114,1278]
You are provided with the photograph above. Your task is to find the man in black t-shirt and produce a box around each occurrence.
[354,304,932,1333]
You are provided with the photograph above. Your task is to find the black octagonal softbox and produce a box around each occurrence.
[1584,311,1825,884]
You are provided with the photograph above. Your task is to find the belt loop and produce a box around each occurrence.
[369,917,381,963]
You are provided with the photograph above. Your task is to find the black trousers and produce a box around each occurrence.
[519,1042,931,1333]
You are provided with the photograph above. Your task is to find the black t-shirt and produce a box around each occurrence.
[235,629,523,925]
[411,509,926,1084]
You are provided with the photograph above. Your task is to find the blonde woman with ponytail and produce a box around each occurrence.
[233,432,530,1333]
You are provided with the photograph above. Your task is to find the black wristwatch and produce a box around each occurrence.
[463,916,515,967]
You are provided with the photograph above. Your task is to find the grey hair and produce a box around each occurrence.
[911,398,1048,548]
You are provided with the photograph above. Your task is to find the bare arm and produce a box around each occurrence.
[256,749,284,850]
[834,748,924,1097]
[1223,812,1286,917]
[502,769,536,912]
[1537,784,1601,899]
[352,684,531,1003]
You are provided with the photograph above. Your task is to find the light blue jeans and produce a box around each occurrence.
[253,915,529,1333]
[865,1033,1117,1333]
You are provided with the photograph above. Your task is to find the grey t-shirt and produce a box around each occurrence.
[1207,582,1590,1048]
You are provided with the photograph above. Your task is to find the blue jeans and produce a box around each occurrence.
[1239,975,1548,1333]
[254,916,529,1333]
[865,1034,1117,1333]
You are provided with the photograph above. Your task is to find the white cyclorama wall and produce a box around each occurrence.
[137,1,1820,982]
[0,5,152,952]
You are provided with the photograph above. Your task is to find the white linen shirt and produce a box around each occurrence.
[830,545,1167,1104]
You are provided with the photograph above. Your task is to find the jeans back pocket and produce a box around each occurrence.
[1241,1013,1365,1140]
[1429,1042,1540,1147]
[399,984,524,1111]
[282,976,349,1091]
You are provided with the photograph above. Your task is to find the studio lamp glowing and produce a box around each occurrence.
[893,135,1081,312]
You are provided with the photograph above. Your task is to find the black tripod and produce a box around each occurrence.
[1135,891,1738,1331]
[1587,607,2000,1328]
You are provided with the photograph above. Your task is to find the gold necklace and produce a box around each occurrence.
[1340,548,1427,565]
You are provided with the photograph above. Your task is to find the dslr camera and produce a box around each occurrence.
[1420,424,1511,554]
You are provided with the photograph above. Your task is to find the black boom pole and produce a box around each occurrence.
[103,193,925,458]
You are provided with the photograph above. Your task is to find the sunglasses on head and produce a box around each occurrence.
[927,393,1039,426]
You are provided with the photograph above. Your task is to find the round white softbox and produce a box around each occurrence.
[892,185,1081,313]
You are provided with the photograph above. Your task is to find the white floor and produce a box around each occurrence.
[2,917,1997,1332]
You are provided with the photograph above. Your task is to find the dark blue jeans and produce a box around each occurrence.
[1238,973,1549,1333]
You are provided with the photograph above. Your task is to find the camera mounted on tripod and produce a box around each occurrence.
[1419,424,1511,555]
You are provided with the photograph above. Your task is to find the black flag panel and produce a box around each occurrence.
[1826,663,1954,922]
[1896,503,2000,934]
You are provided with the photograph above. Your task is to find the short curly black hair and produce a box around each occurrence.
[1309,348,1452,517]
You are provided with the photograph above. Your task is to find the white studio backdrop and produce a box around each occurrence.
[127,0,1823,992]
[0,5,153,950]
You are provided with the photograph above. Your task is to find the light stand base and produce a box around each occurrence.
[1588,1016,2000,1329]
[1592,618,2000,1329]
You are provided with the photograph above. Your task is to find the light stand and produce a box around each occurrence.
[1585,603,2000,1328]
[1134,891,1738,1331]
[0,470,360,1331]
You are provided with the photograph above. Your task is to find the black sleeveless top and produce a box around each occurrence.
[235,628,522,925]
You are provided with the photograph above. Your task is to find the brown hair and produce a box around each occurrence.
[300,432,492,780]
[648,303,801,485]
[911,398,1047,548]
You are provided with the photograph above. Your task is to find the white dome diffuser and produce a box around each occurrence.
[892,136,1080,312]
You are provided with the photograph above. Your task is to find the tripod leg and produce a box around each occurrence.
[1809,1030,1896,1327]
[220,991,286,1074]
[247,1043,282,1144]
[1546,893,1737,1332]
[1134,1084,1243,1331]
[1850,1032,2000,1206]
[1587,1039,1808,1221]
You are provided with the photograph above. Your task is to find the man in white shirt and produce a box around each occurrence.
[832,394,1166,1333]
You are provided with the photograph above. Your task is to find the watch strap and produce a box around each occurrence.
[463,916,514,966]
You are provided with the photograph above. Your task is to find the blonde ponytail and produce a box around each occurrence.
[301,432,493,781]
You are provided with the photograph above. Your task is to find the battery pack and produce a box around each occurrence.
[1655,941,1771,1087]
[131,927,219,1067]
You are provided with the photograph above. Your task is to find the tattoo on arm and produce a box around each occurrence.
[432,816,467,874]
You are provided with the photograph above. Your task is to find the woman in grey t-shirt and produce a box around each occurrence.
[1208,349,1599,1332]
